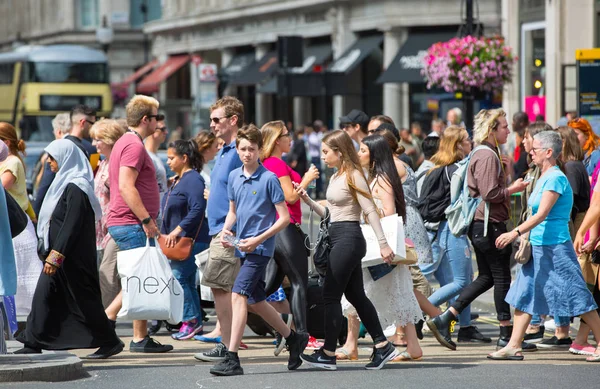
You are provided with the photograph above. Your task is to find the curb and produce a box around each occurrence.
[0,351,89,382]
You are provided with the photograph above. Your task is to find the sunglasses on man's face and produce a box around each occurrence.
[210,115,233,124]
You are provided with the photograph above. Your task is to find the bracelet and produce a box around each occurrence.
[45,250,65,268]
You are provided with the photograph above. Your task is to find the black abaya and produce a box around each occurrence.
[17,183,119,350]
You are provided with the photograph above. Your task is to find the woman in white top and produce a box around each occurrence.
[296,130,398,371]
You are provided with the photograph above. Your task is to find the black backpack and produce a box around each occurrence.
[417,165,454,223]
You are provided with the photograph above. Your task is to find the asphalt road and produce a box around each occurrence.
[1,312,597,389]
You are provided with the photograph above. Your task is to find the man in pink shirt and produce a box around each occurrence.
[104,95,173,353]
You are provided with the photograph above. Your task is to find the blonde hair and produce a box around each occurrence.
[125,95,159,127]
[90,119,127,146]
[210,96,244,127]
[260,120,285,161]
[322,130,371,202]
[431,125,469,168]
[473,108,506,144]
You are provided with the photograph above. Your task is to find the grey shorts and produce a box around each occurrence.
[201,232,240,292]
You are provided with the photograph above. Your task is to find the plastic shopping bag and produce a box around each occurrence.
[195,249,214,302]
[361,214,406,268]
[117,239,184,323]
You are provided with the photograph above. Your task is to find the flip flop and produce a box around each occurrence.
[392,351,422,362]
[239,341,249,350]
[193,335,222,343]
[487,348,524,361]
[335,347,358,361]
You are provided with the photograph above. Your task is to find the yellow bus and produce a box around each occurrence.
[0,44,112,141]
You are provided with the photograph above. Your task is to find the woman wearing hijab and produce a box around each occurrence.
[15,139,122,359]
[0,140,17,354]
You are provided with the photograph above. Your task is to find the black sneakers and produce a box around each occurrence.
[194,342,227,362]
[427,310,457,350]
[537,336,572,349]
[365,342,399,370]
[129,336,173,353]
[457,326,492,343]
[148,321,163,336]
[300,349,337,370]
[286,331,309,370]
[523,325,545,343]
[210,351,244,376]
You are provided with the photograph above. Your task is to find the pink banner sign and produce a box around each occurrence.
[525,96,546,122]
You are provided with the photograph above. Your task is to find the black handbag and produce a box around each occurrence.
[4,189,27,238]
[312,207,331,277]
[591,249,600,265]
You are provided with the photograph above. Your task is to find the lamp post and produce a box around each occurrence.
[140,0,149,64]
[96,15,114,53]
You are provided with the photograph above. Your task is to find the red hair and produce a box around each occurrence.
[569,118,599,156]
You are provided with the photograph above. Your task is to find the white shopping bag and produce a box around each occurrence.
[195,249,214,302]
[117,239,184,323]
[361,214,406,268]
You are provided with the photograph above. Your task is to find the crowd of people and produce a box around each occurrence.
[2,95,600,377]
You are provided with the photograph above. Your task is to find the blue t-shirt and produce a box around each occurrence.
[529,166,573,246]
[585,149,600,176]
[227,165,285,258]
[207,140,242,236]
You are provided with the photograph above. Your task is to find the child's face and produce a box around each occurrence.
[237,138,260,165]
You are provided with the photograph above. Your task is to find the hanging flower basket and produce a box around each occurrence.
[421,35,517,94]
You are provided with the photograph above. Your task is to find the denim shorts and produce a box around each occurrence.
[232,254,270,305]
[108,224,154,251]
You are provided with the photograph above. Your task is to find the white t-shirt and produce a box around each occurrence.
[148,151,168,202]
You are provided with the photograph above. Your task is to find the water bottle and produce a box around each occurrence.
[223,234,240,248]
[308,164,316,189]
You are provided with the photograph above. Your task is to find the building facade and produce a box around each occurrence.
[144,0,503,132]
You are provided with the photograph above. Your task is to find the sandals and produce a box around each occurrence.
[335,347,358,361]
[487,348,524,361]
[392,351,422,362]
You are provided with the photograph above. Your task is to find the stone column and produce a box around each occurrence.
[545,0,561,126]
[255,43,273,126]
[293,97,312,130]
[382,27,408,127]
[221,47,235,97]
[501,0,520,119]
[331,5,356,130]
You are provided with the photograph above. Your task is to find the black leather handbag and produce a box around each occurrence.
[4,189,27,238]
[312,208,331,277]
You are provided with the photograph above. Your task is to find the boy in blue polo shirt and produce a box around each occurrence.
[209,125,309,377]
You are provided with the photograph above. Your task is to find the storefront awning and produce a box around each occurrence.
[377,31,456,84]
[112,59,159,88]
[228,52,278,87]
[328,35,383,75]
[256,44,332,95]
[137,55,190,94]
[220,52,256,83]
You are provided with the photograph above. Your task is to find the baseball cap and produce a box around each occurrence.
[339,109,369,128]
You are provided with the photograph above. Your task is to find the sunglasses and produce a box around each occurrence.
[85,119,95,126]
[146,114,160,121]
[156,126,167,132]
[210,115,233,124]
[279,132,291,138]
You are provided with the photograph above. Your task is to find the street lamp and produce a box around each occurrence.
[96,15,114,53]
[140,0,149,64]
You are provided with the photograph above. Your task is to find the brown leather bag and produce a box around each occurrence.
[159,179,204,261]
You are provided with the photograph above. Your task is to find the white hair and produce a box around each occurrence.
[534,131,562,159]
[452,107,462,122]
[52,113,72,135]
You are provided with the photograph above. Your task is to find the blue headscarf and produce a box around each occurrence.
[0,141,16,296]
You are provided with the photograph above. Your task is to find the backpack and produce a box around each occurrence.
[445,145,501,237]
[417,166,452,223]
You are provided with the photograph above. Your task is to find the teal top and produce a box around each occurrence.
[529,166,573,246]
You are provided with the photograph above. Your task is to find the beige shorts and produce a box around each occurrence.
[201,232,240,292]
[410,265,432,298]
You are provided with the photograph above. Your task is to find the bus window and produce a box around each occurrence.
[25,62,108,84]
[19,115,54,142]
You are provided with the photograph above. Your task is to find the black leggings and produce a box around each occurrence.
[265,223,309,333]
[322,221,386,352]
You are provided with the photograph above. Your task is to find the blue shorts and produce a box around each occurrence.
[232,254,270,305]
[108,224,154,251]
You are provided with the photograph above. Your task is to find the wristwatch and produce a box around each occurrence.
[514,228,521,236]
[142,216,152,225]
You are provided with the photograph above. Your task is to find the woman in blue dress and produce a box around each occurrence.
[491,131,600,362]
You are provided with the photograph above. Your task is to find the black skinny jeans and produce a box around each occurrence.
[452,221,512,322]
[321,221,386,352]
[265,223,309,333]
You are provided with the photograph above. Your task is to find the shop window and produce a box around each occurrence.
[0,64,14,84]
[521,22,546,121]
